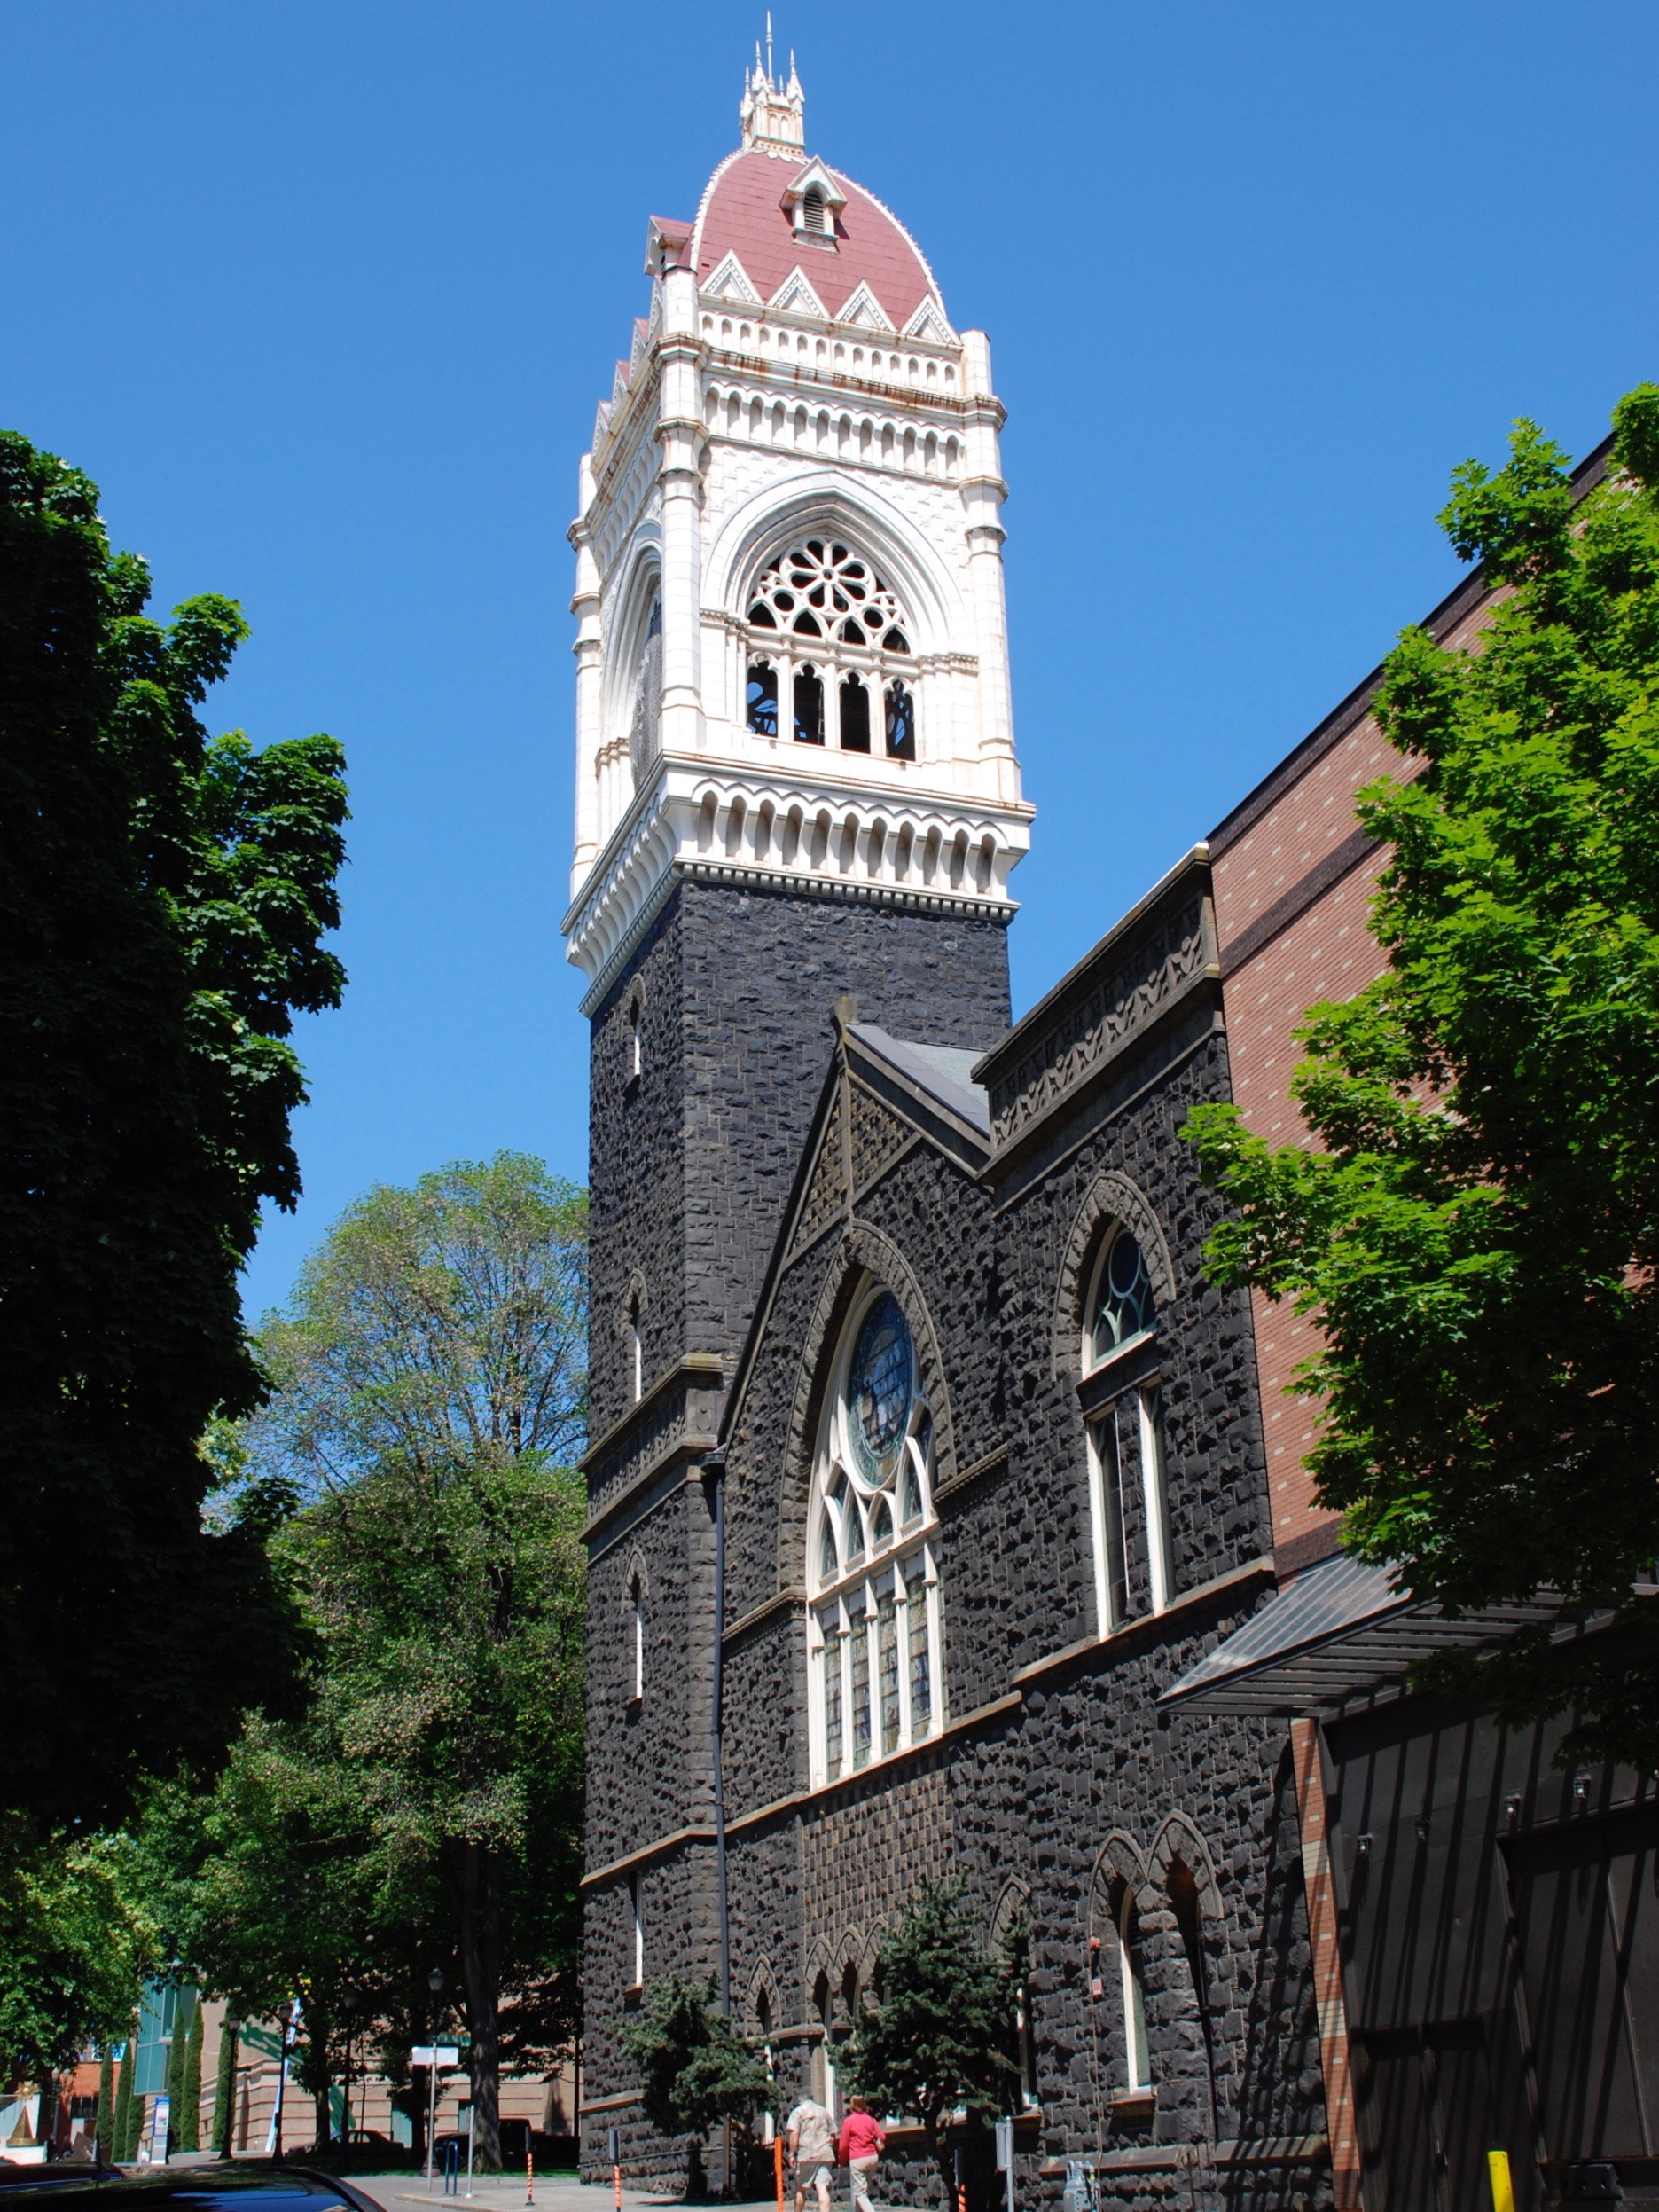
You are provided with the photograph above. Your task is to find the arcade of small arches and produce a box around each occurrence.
[742,539,918,762]
[735,1818,1225,2118]
[699,314,959,390]
[703,379,964,483]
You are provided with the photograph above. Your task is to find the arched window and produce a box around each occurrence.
[630,1573,645,1700]
[1086,1223,1158,1370]
[1083,1221,1171,1627]
[807,1287,941,1786]
[743,540,919,758]
[628,592,662,783]
[884,679,915,761]
[629,1293,644,1405]
[746,661,779,738]
[1116,1882,1152,2092]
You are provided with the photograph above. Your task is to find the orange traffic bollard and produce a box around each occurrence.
[613,2165,622,2212]
[774,2134,785,2212]
[524,2150,533,2206]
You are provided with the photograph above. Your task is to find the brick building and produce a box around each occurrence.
[566,52,1654,2212]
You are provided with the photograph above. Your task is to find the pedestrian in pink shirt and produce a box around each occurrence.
[838,2097,887,2212]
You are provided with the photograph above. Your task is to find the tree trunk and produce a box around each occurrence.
[458,1841,505,2170]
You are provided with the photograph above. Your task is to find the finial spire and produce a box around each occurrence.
[738,25,805,151]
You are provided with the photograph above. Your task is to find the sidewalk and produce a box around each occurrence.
[348,2176,778,2212]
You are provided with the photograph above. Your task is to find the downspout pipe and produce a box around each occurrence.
[702,1449,732,2019]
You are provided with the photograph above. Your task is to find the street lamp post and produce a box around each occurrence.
[272,2004,294,2165]
[425,1970,445,2185]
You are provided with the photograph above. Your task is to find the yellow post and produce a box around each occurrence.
[1488,2150,1516,2212]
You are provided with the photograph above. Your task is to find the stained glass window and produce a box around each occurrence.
[878,1594,900,1754]
[806,1284,942,1785]
[849,1293,912,1483]
[1091,1227,1157,1366]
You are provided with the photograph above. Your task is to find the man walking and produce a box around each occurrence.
[839,2096,886,2212]
[786,2090,838,2212]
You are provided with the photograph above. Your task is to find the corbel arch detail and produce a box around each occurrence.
[1147,1812,1224,1920]
[745,1955,781,2040]
[620,1546,650,1606]
[1053,1170,1177,1380]
[990,1876,1031,1945]
[776,1220,958,1590]
[1087,1832,1148,1935]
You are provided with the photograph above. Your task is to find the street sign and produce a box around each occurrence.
[411,2046,460,2067]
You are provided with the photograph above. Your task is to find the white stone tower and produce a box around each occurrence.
[563,51,1031,1010]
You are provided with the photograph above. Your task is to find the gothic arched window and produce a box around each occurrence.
[807,1287,941,1786]
[1086,1223,1158,1370]
[744,540,919,759]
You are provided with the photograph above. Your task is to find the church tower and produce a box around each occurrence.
[567,53,1031,1448]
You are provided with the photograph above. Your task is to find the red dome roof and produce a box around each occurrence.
[692,148,943,333]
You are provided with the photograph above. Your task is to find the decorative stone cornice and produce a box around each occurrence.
[563,753,1032,1016]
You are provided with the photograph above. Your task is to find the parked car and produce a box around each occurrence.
[0,2167,383,2212]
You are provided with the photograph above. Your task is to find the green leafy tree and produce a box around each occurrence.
[841,1882,1020,2212]
[135,1719,390,2153]
[113,2018,138,2161]
[213,2018,239,2157]
[237,1154,589,2169]
[1186,387,1659,1769]
[618,1973,776,2180]
[96,2050,114,2162]
[0,1835,154,2084]
[0,432,348,1847]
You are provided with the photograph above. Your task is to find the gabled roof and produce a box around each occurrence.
[719,1017,991,1447]
[847,1024,990,1139]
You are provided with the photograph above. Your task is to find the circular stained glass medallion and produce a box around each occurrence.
[847,1292,912,1486]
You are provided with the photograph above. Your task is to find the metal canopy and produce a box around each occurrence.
[1158,1551,1559,1718]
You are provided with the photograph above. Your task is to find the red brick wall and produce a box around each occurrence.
[1209,599,1496,1557]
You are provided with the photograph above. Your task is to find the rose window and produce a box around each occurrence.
[807,1288,941,1785]
[743,539,917,759]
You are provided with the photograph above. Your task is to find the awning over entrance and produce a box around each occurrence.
[1159,1551,1559,1717]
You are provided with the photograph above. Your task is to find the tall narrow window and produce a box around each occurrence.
[794,664,825,745]
[807,1287,943,1787]
[1118,1887,1151,2091]
[630,1298,643,1404]
[1089,1414,1131,1634]
[629,1002,643,1082]
[839,674,871,753]
[630,1575,644,1700]
[850,1616,872,1768]
[630,1873,644,1989]
[747,661,778,736]
[1139,1384,1171,1612]
[884,680,915,759]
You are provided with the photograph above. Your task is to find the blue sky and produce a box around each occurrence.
[3,1,1655,1323]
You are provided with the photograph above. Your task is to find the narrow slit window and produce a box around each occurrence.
[630,1873,644,1988]
[794,664,825,744]
[1139,1384,1172,1612]
[839,675,871,752]
[907,1585,931,1726]
[822,1620,843,1777]
[630,1298,643,1405]
[877,1593,900,1754]
[1119,1889,1151,2090]
[630,1576,644,1699]
[1092,1415,1131,1633]
[851,1620,872,1767]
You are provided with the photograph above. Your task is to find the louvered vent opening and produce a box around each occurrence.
[802,187,826,233]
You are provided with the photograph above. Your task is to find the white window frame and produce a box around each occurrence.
[740,539,920,762]
[806,1284,943,1787]
[1119,1889,1151,2091]
[630,1872,644,1990]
